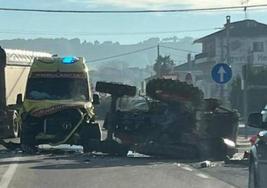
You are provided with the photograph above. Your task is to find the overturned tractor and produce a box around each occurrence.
[96,79,239,160]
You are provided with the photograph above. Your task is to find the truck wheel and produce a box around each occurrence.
[20,122,38,153]
[7,110,20,138]
[80,123,101,153]
[12,111,20,138]
[96,81,136,97]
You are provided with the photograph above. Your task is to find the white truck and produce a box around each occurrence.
[0,47,51,138]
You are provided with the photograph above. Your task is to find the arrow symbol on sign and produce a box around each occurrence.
[218,66,226,82]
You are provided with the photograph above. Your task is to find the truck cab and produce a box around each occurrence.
[19,56,100,153]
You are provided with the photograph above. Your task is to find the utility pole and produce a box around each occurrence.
[226,16,231,66]
[220,16,231,103]
[243,50,252,138]
[157,44,160,58]
[241,0,249,19]
[243,64,248,138]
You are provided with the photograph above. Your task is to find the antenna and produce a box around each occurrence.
[241,0,250,19]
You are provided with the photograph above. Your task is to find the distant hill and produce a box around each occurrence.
[0,37,201,69]
[0,37,201,86]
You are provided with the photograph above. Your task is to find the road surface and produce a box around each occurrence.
[0,144,248,188]
[0,124,251,188]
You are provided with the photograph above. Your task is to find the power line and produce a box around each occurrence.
[89,45,200,63]
[160,45,198,53]
[89,46,156,63]
[0,4,267,14]
[0,28,220,37]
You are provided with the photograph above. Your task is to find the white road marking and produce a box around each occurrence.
[196,173,210,179]
[0,157,19,188]
[181,166,193,172]
[180,165,210,179]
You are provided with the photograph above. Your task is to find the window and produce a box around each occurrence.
[26,78,89,101]
[253,42,264,52]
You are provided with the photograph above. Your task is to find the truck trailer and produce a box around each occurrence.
[0,47,51,138]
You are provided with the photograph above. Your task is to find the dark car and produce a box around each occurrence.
[247,108,267,188]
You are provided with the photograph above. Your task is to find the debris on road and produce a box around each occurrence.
[224,152,249,166]
[200,160,212,168]
[191,160,217,169]
[0,139,21,150]
[84,158,91,163]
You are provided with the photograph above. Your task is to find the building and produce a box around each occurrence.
[176,16,267,101]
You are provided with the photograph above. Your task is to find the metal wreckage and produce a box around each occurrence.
[94,79,239,160]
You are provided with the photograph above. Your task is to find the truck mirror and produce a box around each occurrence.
[248,113,263,128]
[258,131,267,143]
[93,94,100,105]
[16,93,23,105]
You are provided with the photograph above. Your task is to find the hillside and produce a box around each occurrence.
[0,37,200,68]
[0,37,201,86]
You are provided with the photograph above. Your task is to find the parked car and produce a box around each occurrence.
[247,109,267,188]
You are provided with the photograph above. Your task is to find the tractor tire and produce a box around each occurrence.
[146,79,203,106]
[80,123,101,153]
[96,81,136,97]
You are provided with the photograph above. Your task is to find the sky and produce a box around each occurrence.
[0,0,267,44]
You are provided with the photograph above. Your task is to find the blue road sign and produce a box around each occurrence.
[211,63,232,84]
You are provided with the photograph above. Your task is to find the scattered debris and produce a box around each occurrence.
[224,152,249,166]
[127,150,150,158]
[200,161,212,168]
[0,139,21,150]
[84,158,91,163]
[191,160,217,169]
[243,151,250,159]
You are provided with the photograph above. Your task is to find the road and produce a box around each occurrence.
[0,142,248,188]
[0,123,251,188]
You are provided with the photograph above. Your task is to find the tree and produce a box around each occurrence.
[153,55,175,76]
[229,66,267,117]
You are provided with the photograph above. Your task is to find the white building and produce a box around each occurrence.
[176,17,267,100]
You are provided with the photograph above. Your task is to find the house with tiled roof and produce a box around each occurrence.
[176,17,267,100]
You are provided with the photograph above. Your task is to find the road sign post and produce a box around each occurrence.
[211,63,232,104]
[211,63,232,84]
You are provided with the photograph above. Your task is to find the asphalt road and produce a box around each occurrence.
[0,141,250,188]
[0,122,251,188]
[0,128,251,188]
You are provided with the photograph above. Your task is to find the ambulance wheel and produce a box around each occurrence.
[81,123,101,153]
[20,122,38,153]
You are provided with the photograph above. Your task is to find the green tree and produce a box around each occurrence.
[229,76,243,115]
[153,55,175,76]
[229,66,267,117]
